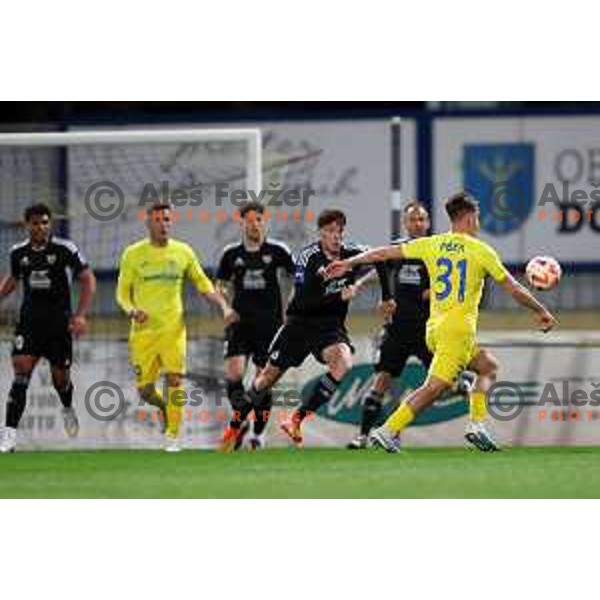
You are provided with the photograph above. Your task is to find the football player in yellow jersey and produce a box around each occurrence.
[116,204,236,452]
[325,192,558,452]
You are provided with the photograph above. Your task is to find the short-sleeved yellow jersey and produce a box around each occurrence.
[401,232,508,330]
[116,238,214,334]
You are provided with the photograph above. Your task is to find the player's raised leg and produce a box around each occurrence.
[371,375,452,452]
[221,362,285,453]
[282,342,352,448]
[371,315,475,451]
[465,349,501,452]
[325,191,558,452]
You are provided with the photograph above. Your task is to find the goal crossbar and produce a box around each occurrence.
[0,127,263,193]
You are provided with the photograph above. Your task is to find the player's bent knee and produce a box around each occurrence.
[330,359,351,381]
[325,347,352,380]
[425,376,452,396]
[255,365,281,390]
[51,370,71,391]
[478,351,500,378]
[166,374,183,388]
[224,357,246,382]
[139,384,157,402]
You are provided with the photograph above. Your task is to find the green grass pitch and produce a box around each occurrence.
[1,447,599,498]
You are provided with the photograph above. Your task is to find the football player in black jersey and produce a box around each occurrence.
[220,209,379,451]
[0,204,96,453]
[348,201,432,451]
[216,202,295,449]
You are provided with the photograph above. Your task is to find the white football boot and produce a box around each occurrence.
[0,428,17,454]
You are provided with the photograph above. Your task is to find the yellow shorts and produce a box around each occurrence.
[129,329,186,387]
[425,320,479,385]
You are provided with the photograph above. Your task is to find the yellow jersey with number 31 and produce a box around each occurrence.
[401,233,509,331]
[116,238,214,335]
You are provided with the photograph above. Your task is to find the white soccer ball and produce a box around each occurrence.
[525,256,562,291]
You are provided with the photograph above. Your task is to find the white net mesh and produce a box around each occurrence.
[0,130,266,448]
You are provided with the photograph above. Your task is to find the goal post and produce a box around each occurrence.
[0,127,263,268]
[0,127,266,449]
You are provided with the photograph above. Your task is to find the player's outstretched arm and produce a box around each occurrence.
[187,247,238,325]
[340,267,378,302]
[324,246,404,280]
[216,279,232,301]
[70,268,97,337]
[0,275,17,300]
[501,275,558,333]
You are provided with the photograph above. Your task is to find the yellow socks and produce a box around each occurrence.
[385,403,415,435]
[470,391,487,423]
[166,385,186,439]
[142,385,165,410]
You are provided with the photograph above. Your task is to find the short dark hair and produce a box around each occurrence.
[445,192,479,222]
[24,203,52,222]
[240,201,265,219]
[147,203,172,216]
[317,209,347,230]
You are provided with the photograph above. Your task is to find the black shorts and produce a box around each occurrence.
[375,321,432,378]
[12,319,73,368]
[224,319,282,368]
[267,318,354,370]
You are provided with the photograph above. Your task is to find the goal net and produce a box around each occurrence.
[0,128,271,449]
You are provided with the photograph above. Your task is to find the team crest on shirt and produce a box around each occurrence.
[20,256,29,267]
[234,257,245,268]
[262,254,273,264]
[47,254,56,265]
[398,264,422,285]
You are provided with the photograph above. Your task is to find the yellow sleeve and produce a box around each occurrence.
[400,237,431,261]
[186,247,215,294]
[479,242,509,283]
[116,247,135,313]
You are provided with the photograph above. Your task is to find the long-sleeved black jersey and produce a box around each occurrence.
[286,241,369,325]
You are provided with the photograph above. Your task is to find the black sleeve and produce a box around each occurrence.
[346,243,372,279]
[376,263,393,301]
[216,249,233,281]
[66,243,88,276]
[10,250,20,280]
[278,245,296,276]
